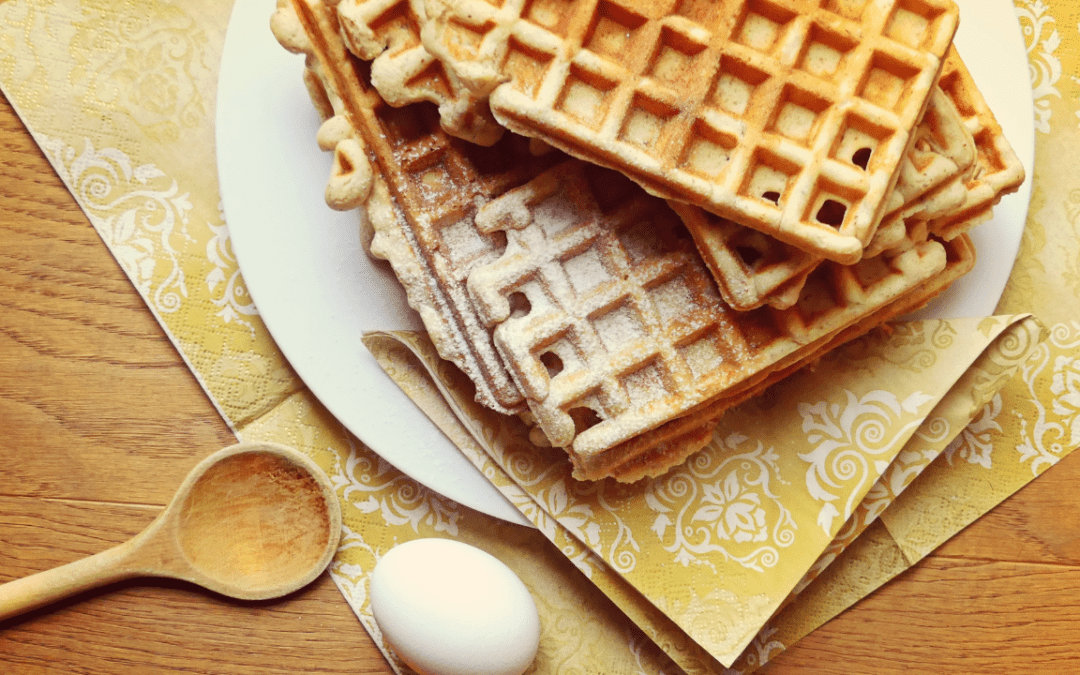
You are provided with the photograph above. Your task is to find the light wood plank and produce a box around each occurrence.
[933,450,1080,565]
[764,555,1080,673]
[0,95,395,675]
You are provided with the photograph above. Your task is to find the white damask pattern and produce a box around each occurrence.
[1016,322,1080,474]
[35,133,192,314]
[646,434,796,573]
[1015,0,1062,132]
[328,439,462,537]
[799,390,935,533]
[945,394,1004,468]
[329,523,380,613]
[206,201,259,335]
[723,624,784,675]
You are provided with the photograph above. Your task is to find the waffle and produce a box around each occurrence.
[588,231,976,482]
[421,0,959,263]
[677,64,976,310]
[274,0,564,415]
[466,160,954,463]
[927,47,1026,241]
[335,0,506,145]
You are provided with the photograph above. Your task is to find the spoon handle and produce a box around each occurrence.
[0,538,145,622]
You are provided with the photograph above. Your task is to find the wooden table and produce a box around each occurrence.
[3,90,1080,674]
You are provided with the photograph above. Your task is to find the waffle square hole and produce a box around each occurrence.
[820,0,870,22]
[568,395,606,434]
[729,228,780,271]
[617,217,666,264]
[361,0,421,51]
[677,331,725,380]
[850,252,894,288]
[621,360,671,408]
[523,0,577,37]
[618,93,679,151]
[562,244,614,296]
[584,1,649,64]
[591,301,647,352]
[797,24,857,79]
[533,192,585,236]
[707,55,771,117]
[767,85,831,145]
[794,267,841,319]
[536,335,579,379]
[405,59,452,97]
[647,273,701,326]
[743,149,800,207]
[733,0,799,55]
[441,17,495,61]
[830,112,893,171]
[507,278,548,319]
[885,0,950,50]
[647,26,708,89]
[972,128,1007,173]
[806,179,863,230]
[679,120,737,179]
[858,51,921,114]
[404,152,457,199]
[440,218,507,266]
[557,64,618,129]
[375,101,441,147]
[503,37,555,99]
[935,68,976,117]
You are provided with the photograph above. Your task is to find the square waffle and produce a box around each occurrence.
[586,231,976,482]
[677,54,978,311]
[421,0,960,263]
[465,160,954,462]
[274,0,563,415]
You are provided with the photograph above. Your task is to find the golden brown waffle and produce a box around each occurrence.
[927,48,1026,241]
[589,232,976,482]
[422,0,959,263]
[676,70,976,311]
[335,0,506,145]
[273,0,563,415]
[466,160,953,465]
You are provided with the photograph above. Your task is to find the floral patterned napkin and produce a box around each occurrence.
[366,314,1045,668]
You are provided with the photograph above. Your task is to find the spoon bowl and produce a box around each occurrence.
[0,442,342,621]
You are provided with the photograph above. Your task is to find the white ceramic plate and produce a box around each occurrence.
[216,0,1034,524]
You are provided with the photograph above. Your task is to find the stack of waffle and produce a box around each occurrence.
[271,0,1024,482]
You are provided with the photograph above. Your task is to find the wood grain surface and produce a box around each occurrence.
[3,90,1080,674]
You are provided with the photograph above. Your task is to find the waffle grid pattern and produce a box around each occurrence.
[577,230,976,481]
[425,0,959,263]
[467,160,951,456]
[287,0,562,413]
[677,69,975,311]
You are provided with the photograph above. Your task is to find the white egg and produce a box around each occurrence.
[369,538,541,675]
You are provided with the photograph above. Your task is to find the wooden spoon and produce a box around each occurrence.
[0,442,342,621]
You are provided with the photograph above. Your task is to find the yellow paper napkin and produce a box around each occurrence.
[365,314,1045,667]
